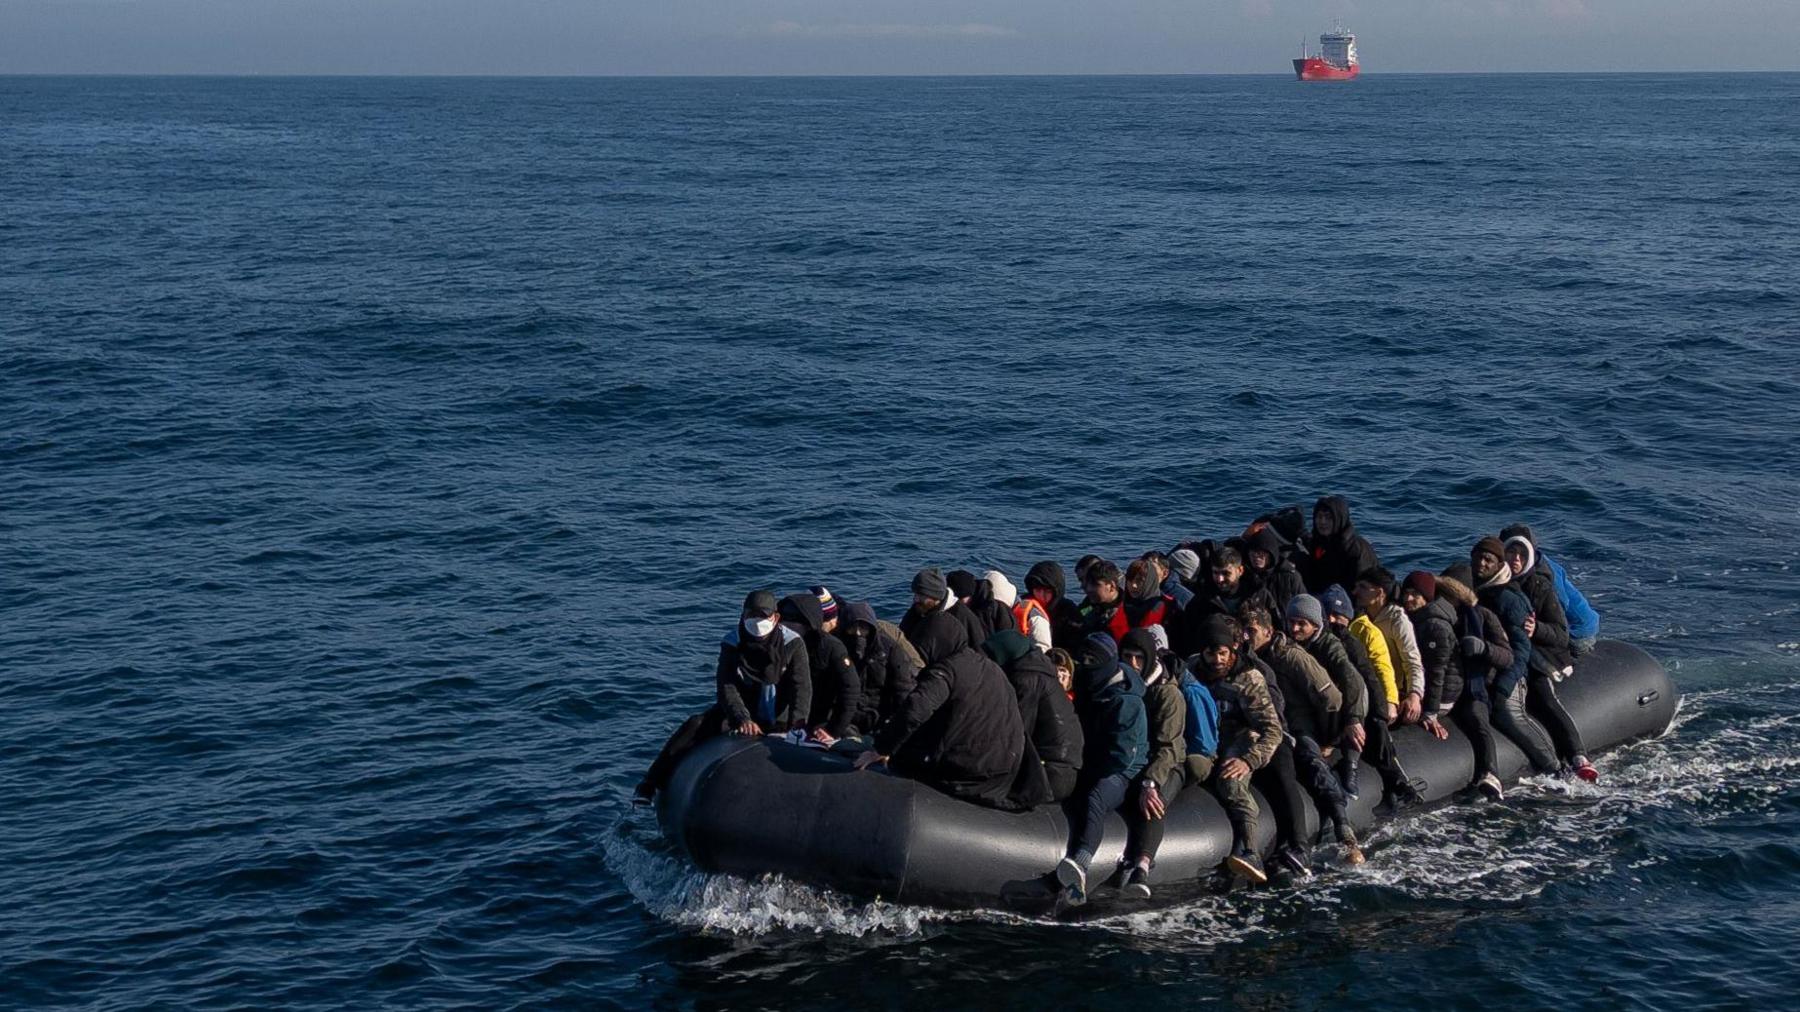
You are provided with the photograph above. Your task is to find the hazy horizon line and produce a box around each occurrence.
[4,69,1795,79]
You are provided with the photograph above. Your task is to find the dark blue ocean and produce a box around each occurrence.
[4,73,1800,1009]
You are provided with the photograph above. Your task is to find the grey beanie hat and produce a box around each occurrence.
[1285,593,1325,630]
[911,567,948,600]
[1169,548,1202,581]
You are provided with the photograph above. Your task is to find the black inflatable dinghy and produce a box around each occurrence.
[656,639,1676,913]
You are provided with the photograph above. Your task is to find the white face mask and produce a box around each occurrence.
[743,615,778,639]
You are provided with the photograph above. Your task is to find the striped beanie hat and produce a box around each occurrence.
[810,585,838,622]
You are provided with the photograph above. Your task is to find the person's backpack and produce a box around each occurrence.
[1179,672,1221,759]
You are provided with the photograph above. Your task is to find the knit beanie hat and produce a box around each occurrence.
[1169,548,1202,581]
[1320,584,1355,622]
[1500,523,1536,546]
[809,584,838,622]
[1195,614,1242,650]
[1403,570,1437,601]
[912,567,948,600]
[1286,593,1325,629]
[1472,536,1507,564]
[947,569,978,601]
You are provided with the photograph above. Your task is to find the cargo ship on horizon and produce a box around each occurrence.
[1293,25,1358,81]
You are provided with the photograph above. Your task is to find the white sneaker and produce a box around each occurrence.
[1478,772,1505,800]
[1055,856,1087,893]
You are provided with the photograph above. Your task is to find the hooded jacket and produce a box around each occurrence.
[1121,628,1186,792]
[982,630,1083,789]
[1434,574,1513,708]
[1074,634,1148,781]
[1474,565,1534,696]
[1370,601,1426,701]
[1243,523,1307,614]
[1406,594,1458,718]
[1299,624,1369,735]
[968,575,1018,643]
[1190,650,1283,771]
[715,618,811,731]
[1257,630,1343,744]
[1301,496,1382,595]
[875,611,1025,806]
[838,601,921,733]
[1504,525,1600,640]
[782,593,861,739]
[1026,560,1087,652]
[1504,536,1576,675]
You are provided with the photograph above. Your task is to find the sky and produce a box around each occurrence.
[1,0,1796,75]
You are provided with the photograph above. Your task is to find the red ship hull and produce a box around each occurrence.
[1293,57,1358,81]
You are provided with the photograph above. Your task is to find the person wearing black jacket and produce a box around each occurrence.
[1503,535,1597,782]
[1471,537,1562,777]
[901,567,988,655]
[1243,523,1307,615]
[1301,495,1381,595]
[838,601,920,735]
[636,590,811,802]
[983,629,1084,803]
[1286,593,1370,804]
[855,611,1025,809]
[781,592,860,744]
[1434,565,1511,800]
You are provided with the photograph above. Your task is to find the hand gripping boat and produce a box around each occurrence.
[656,640,1676,913]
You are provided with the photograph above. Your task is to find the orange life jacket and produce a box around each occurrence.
[1015,597,1049,638]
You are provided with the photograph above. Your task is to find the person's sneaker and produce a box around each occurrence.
[1573,756,1599,783]
[1226,848,1268,885]
[631,781,655,807]
[1341,828,1366,866]
[1122,865,1152,900]
[1276,845,1313,878]
[1478,772,1505,801]
[1055,856,1088,894]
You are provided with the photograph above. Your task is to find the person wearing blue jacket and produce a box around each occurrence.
[1471,537,1561,775]
[1054,633,1148,905]
[1502,523,1601,653]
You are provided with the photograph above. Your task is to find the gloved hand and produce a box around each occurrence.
[1460,635,1487,658]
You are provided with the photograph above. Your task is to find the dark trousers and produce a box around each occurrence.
[1251,741,1310,850]
[642,705,728,792]
[1527,672,1585,761]
[1293,736,1349,831]
[1361,715,1404,787]
[1451,694,1498,781]
[1068,772,1132,866]
[1123,771,1185,866]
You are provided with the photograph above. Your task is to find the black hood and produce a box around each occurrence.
[777,592,825,635]
[1025,560,1067,601]
[912,610,970,665]
[1245,523,1286,570]
[841,600,878,632]
[1313,495,1356,548]
[1118,627,1162,681]
[946,569,979,602]
[982,629,1035,670]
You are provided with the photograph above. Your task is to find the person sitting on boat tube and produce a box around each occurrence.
[1187,615,1283,885]
[1285,594,1369,807]
[1501,523,1601,657]
[1470,537,1565,779]
[852,611,1025,809]
[1320,585,1417,809]
[1114,628,1188,900]
[1501,536,1598,782]
[1052,634,1148,905]
[1353,569,1426,729]
[634,590,811,804]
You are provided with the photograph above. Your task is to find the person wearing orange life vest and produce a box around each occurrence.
[990,568,1053,654]
[1077,560,1130,642]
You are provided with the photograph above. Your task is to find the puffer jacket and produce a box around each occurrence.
[1505,536,1576,675]
[1435,575,1513,707]
[839,602,921,733]
[1407,595,1458,718]
[982,630,1083,789]
[782,593,860,739]
[1475,569,1535,697]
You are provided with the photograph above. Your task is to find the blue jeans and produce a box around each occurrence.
[1069,773,1131,867]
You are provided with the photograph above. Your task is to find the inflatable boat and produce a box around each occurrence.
[656,640,1676,914]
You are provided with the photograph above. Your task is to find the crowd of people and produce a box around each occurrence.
[636,497,1603,904]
